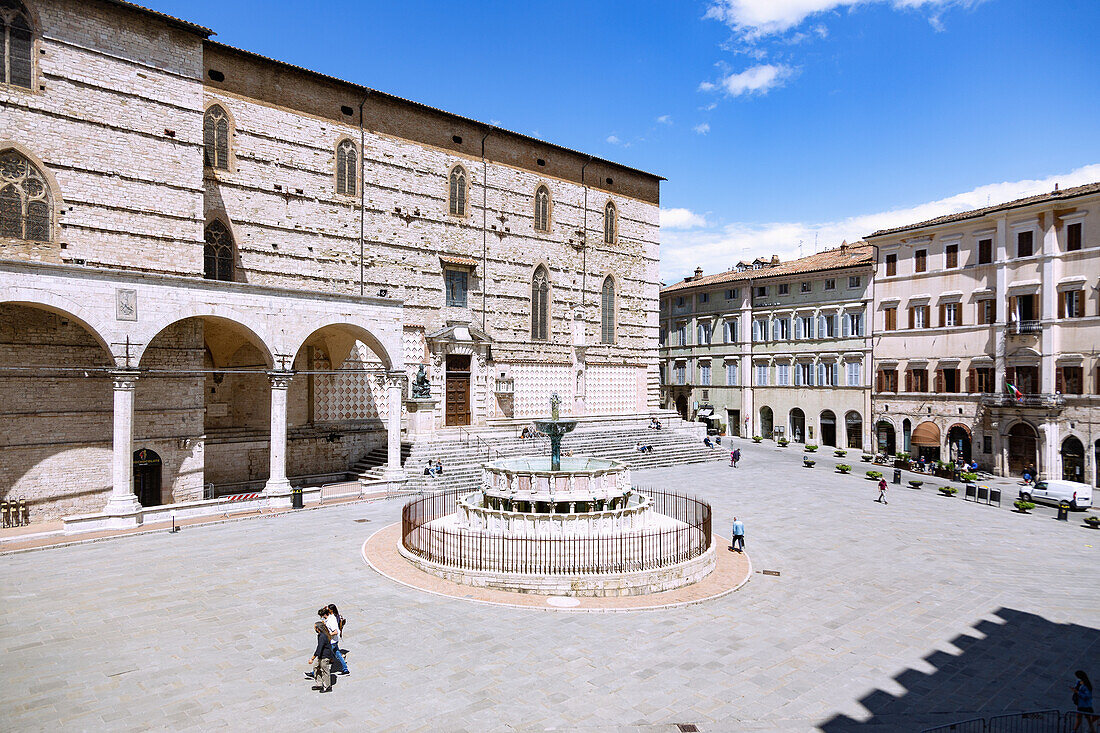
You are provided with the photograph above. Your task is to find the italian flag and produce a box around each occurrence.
[1006,382,1022,399]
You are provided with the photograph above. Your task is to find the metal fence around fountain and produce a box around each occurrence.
[400,486,712,575]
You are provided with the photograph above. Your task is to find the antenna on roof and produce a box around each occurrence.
[798,240,803,259]
[814,232,819,252]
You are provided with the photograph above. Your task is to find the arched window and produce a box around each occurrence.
[0,149,52,241]
[604,201,617,245]
[336,139,357,196]
[203,105,230,170]
[534,185,550,232]
[1,1,33,89]
[448,165,466,216]
[531,265,550,341]
[204,220,234,281]
[601,276,615,344]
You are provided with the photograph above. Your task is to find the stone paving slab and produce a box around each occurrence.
[0,437,1097,732]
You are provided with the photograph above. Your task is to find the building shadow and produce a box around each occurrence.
[819,607,1099,732]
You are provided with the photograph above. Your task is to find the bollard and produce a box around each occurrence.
[1057,501,1070,522]
[1,500,9,528]
[18,499,28,527]
[291,487,303,509]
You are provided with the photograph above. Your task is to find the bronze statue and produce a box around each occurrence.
[411,364,431,399]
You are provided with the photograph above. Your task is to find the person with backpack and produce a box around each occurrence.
[324,604,349,676]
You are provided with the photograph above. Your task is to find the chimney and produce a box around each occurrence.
[770,254,780,266]
[694,266,703,280]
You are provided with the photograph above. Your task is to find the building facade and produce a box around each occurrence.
[867,183,1100,483]
[659,245,875,450]
[0,0,661,521]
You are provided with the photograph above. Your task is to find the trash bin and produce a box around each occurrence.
[892,469,902,485]
[291,487,303,509]
[1057,501,1070,521]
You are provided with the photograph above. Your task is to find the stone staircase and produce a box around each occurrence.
[352,442,413,481]
[402,418,724,496]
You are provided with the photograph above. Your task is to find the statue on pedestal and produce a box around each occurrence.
[411,364,431,399]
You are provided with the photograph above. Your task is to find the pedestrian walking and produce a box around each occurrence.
[323,606,350,676]
[730,448,741,468]
[307,620,335,693]
[729,517,745,552]
[876,478,888,504]
[1073,670,1096,733]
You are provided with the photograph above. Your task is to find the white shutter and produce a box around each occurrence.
[832,362,839,386]
[806,317,814,339]
[772,318,779,341]
[794,364,802,385]
[817,363,824,386]
[818,315,826,338]
[795,317,802,339]
[842,313,850,337]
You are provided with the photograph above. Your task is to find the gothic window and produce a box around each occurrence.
[336,139,357,196]
[203,105,230,170]
[1,1,33,89]
[448,165,467,216]
[601,276,615,344]
[204,220,234,282]
[531,265,550,341]
[0,149,52,241]
[534,185,550,232]
[604,201,617,244]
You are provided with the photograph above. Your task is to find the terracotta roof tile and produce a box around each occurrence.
[867,181,1100,238]
[662,244,874,294]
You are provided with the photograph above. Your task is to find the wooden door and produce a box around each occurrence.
[132,448,162,507]
[445,355,471,426]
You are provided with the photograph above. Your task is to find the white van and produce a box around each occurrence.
[1020,479,1093,510]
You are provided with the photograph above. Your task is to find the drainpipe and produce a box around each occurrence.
[359,92,369,297]
[481,126,493,328]
[580,157,591,305]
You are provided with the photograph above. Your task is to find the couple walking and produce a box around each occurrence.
[305,604,349,693]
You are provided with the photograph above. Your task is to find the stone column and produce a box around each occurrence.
[383,371,405,479]
[105,370,142,515]
[263,371,294,494]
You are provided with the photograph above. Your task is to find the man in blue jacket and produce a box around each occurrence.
[730,517,745,552]
[307,619,335,693]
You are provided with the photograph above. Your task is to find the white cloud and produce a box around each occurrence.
[606,134,621,144]
[693,122,711,135]
[705,0,983,40]
[660,164,1100,282]
[702,63,796,97]
[657,114,673,125]
[661,208,709,230]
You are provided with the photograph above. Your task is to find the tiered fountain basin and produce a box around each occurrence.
[399,455,715,597]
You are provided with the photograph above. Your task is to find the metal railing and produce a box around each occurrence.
[1008,320,1042,335]
[401,486,712,575]
[457,427,503,463]
[980,394,1066,408]
[922,709,1093,733]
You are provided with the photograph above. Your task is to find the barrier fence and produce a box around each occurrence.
[400,486,712,575]
[922,709,1096,733]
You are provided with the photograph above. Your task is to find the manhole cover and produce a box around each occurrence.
[354,519,371,523]
[546,596,580,608]
[676,725,700,732]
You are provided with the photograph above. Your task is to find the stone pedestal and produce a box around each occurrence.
[405,398,438,437]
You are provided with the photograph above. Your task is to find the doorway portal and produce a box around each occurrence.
[445,355,471,426]
[132,448,162,507]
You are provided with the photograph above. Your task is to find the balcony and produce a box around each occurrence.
[980,393,1065,409]
[493,378,514,394]
[1008,320,1042,336]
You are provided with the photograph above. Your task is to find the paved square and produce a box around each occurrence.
[2,441,1097,731]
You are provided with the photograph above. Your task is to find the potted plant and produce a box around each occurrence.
[803,457,816,468]
[752,435,763,443]
[861,454,874,462]
[718,422,727,435]
[908,479,923,490]
[804,444,818,452]
[894,452,910,469]
[1084,516,1100,529]
[866,470,883,480]
[834,448,847,458]
[939,486,958,497]
[777,438,789,447]
[836,463,852,474]
[1014,499,1036,514]
[960,472,978,483]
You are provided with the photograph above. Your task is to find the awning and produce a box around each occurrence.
[697,408,714,417]
[911,421,941,447]
[946,424,972,438]
[439,254,479,269]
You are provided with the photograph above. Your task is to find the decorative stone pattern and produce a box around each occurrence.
[513,363,574,418]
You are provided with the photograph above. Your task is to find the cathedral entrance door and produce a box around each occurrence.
[132,448,163,507]
[445,355,471,426]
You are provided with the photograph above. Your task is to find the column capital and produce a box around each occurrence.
[377,370,407,389]
[267,371,294,389]
[109,369,140,391]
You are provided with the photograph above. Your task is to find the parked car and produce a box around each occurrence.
[1019,479,1093,510]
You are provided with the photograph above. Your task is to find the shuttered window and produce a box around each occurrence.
[531,265,550,340]
[2,1,33,89]
[336,140,357,196]
[534,185,550,232]
[204,220,235,282]
[0,149,52,241]
[449,165,467,216]
[203,105,230,170]
[601,276,615,343]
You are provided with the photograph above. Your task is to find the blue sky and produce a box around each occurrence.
[147,0,1100,281]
